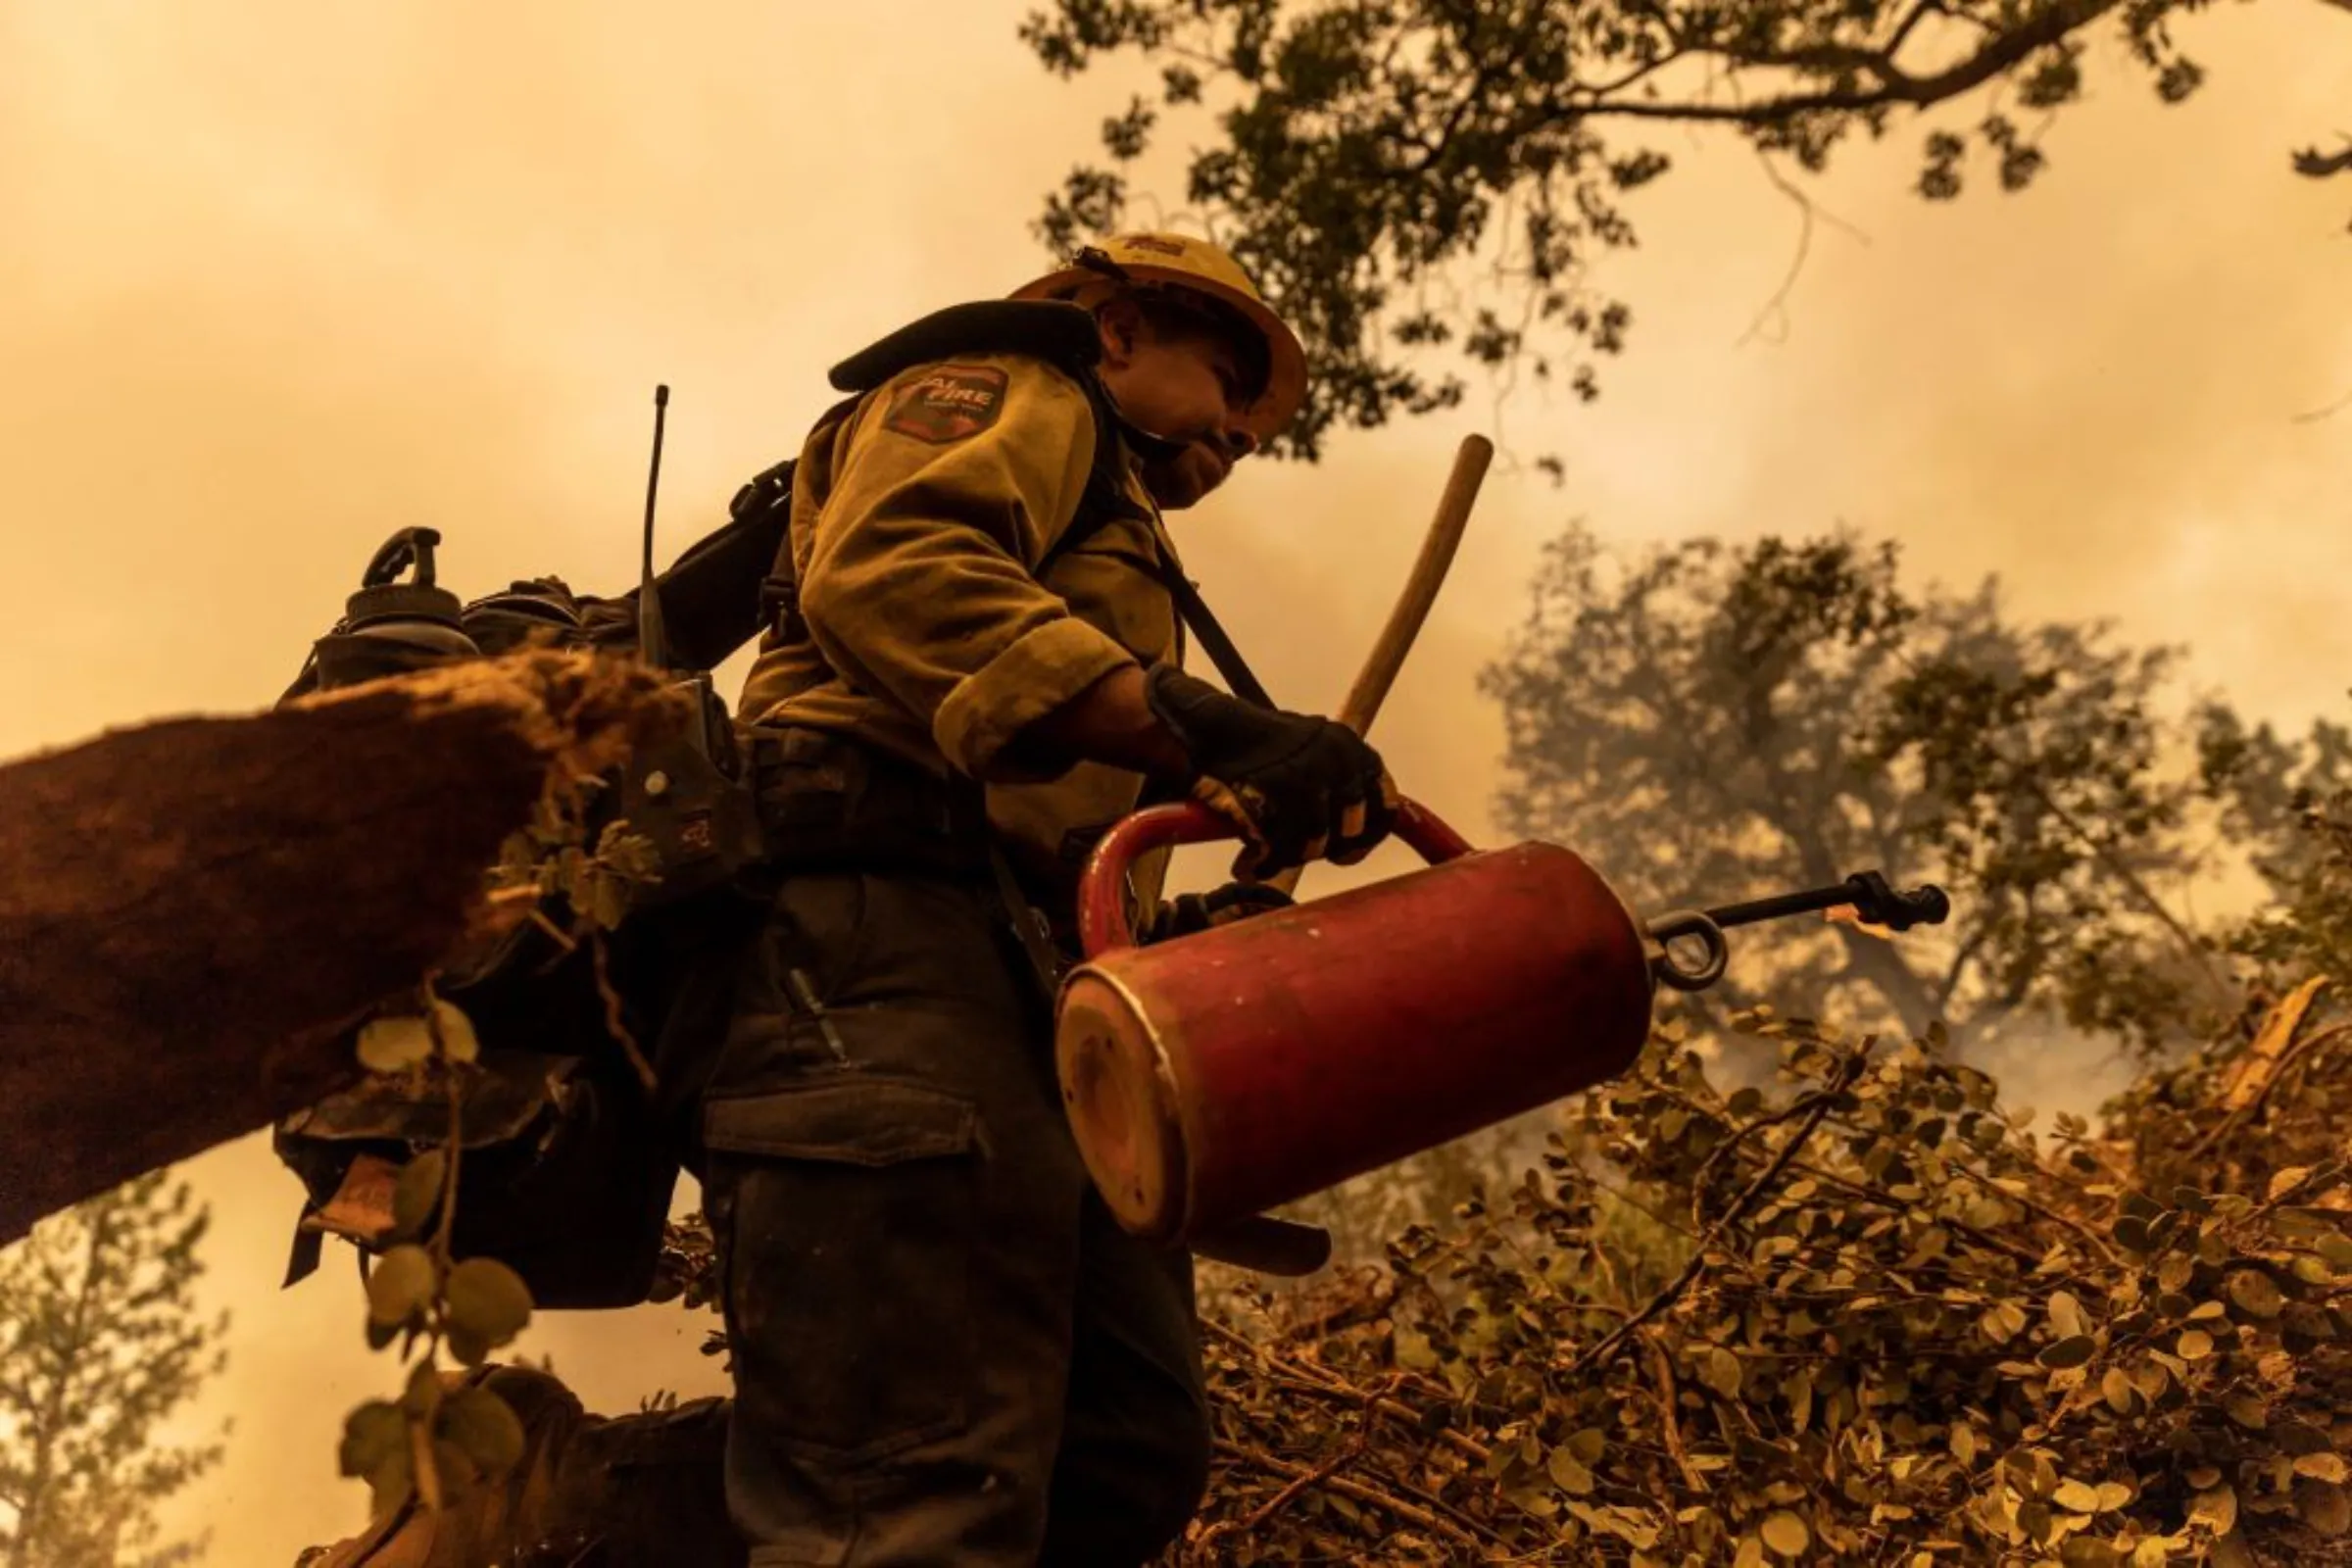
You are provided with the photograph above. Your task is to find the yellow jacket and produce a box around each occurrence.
[737,350,1180,889]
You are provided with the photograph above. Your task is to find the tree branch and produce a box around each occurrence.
[1211,1442,1505,1552]
[1884,0,1956,61]
[1643,1331,1707,1493]
[2292,140,2352,177]
[1934,922,1993,1014]
[2027,778,2234,1009]
[1563,1048,1865,1378]
[1411,54,1511,175]
[1576,42,1690,100]
[1566,0,2129,124]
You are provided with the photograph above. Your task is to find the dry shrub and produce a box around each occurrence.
[1179,1000,2352,1566]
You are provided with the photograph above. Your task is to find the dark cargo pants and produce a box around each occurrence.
[693,858,1211,1567]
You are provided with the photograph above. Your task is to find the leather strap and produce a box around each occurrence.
[987,840,1073,1012]
[1150,555,1274,710]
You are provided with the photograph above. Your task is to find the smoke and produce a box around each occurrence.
[3,1,2346,1559]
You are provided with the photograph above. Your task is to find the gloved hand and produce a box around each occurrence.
[1143,881,1295,945]
[1143,665,1397,881]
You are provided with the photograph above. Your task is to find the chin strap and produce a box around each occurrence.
[1107,406,1192,466]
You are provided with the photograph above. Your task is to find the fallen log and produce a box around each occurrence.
[0,651,675,1245]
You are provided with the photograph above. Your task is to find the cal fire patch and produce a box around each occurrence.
[883,365,1009,444]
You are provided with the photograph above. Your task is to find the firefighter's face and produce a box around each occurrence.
[1095,300,1261,511]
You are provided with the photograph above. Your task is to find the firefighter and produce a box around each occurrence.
[688,233,1396,1566]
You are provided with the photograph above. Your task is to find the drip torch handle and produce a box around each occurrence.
[1078,798,1474,959]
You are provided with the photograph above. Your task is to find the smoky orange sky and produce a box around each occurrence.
[2,2,2347,1561]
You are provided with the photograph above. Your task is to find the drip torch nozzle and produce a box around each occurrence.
[1643,869,1951,994]
[1697,872,1951,936]
[1831,871,1950,933]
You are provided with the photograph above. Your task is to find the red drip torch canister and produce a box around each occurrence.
[1055,800,1659,1247]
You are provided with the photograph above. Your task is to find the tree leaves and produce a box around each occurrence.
[338,1398,415,1518]
[2052,1479,2102,1513]
[439,1386,526,1476]
[355,1013,435,1075]
[1983,1300,2030,1345]
[2189,1482,2239,1536]
[336,1023,537,1521]
[0,1174,226,1563]
[1169,998,2352,1564]
[2227,1269,2283,1320]
[1019,0,2262,459]
[366,1245,438,1331]
[1760,1510,1810,1557]
[343,1241,538,1514]
[2298,1477,2352,1537]
[356,998,479,1073]
[1546,1446,1595,1495]
[2038,1336,2097,1371]
[339,1377,527,1522]
[2294,1453,2350,1484]
[1473,523,2215,1056]
[338,1399,406,1480]
[391,1150,447,1243]
[445,1257,534,1365]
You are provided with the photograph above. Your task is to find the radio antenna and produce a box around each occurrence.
[637,383,670,670]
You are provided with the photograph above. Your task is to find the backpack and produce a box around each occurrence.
[273,566,745,1308]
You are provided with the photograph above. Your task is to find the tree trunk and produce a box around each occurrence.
[5,1200,113,1568]
[0,653,674,1247]
[1831,921,1943,1040]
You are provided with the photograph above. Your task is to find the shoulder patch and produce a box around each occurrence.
[882,364,1009,445]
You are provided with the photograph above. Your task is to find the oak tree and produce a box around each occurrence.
[1024,0,2352,455]
[1479,522,2231,1054]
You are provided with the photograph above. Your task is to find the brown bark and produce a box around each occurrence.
[0,652,674,1246]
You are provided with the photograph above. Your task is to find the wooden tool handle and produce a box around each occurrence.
[1336,433,1494,735]
[1269,433,1494,897]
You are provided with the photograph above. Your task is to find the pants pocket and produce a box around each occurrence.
[702,1075,984,1465]
[707,873,872,1089]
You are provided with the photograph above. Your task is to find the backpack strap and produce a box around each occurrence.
[1149,557,1274,710]
[825,300,1103,398]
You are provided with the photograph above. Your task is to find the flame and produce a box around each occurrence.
[1824,904,1896,941]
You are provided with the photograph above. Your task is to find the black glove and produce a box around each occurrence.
[1143,665,1397,881]
[1143,882,1295,945]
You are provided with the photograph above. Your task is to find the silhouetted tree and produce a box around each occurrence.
[1479,522,2234,1054]
[0,1172,225,1568]
[1023,0,2347,454]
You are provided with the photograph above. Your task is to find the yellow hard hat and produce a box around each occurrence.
[1011,231,1308,443]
